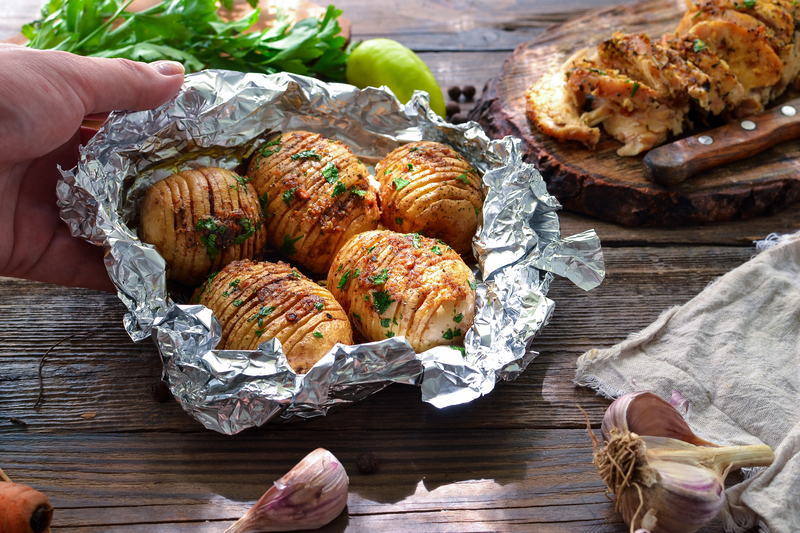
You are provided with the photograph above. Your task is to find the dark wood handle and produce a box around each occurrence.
[643,99,800,186]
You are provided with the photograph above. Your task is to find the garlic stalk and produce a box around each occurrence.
[224,448,349,533]
[593,392,774,533]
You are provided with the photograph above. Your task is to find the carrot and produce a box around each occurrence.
[0,467,53,533]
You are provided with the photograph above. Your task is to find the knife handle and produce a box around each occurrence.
[643,102,800,186]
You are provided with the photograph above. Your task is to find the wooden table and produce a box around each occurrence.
[2,1,798,531]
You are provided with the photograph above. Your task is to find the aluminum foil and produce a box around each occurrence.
[57,70,606,434]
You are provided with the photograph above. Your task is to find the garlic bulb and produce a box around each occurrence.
[224,448,348,533]
[594,392,774,533]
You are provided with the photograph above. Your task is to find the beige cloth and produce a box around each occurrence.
[575,231,800,533]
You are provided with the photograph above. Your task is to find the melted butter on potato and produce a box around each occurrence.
[246,131,381,275]
[140,167,267,284]
[193,260,352,374]
[327,230,475,353]
[375,141,483,257]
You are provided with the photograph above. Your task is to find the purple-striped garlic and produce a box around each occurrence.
[593,392,774,533]
[224,448,348,532]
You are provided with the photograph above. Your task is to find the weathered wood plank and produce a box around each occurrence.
[0,430,743,532]
[0,245,754,434]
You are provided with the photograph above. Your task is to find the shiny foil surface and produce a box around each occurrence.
[58,70,606,434]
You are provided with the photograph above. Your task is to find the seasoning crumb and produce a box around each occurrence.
[9,417,26,425]
[150,382,172,403]
[356,452,378,473]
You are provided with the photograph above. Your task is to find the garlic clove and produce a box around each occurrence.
[602,391,717,446]
[224,448,349,533]
[642,436,775,475]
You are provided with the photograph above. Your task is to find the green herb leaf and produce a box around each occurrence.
[259,193,270,217]
[408,147,419,152]
[232,217,255,245]
[630,81,640,97]
[249,306,275,321]
[313,331,323,338]
[442,328,462,340]
[692,9,704,19]
[283,187,297,205]
[468,279,477,291]
[281,234,303,256]
[372,290,395,315]
[744,0,756,7]
[368,268,389,285]
[393,177,411,190]
[455,173,470,184]
[291,149,321,161]
[412,233,421,249]
[450,345,466,355]
[395,217,403,225]
[693,39,706,53]
[337,269,352,289]
[367,245,376,253]
[385,331,395,338]
[453,313,463,323]
[380,318,391,328]
[233,299,244,307]
[255,328,266,337]
[322,162,339,184]
[431,245,442,255]
[353,312,361,323]
[351,187,367,197]
[315,302,324,312]
[332,181,347,197]
[407,163,413,171]
[383,169,391,175]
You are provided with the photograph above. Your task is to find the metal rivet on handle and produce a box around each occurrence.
[782,105,797,117]
[741,120,757,131]
[698,135,714,145]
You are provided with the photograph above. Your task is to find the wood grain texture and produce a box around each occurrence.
[469,0,800,226]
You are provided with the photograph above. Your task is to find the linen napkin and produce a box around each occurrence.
[575,231,800,533]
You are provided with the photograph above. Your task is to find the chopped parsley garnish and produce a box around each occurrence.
[259,193,271,217]
[372,290,395,315]
[588,68,606,75]
[393,317,399,325]
[352,312,361,323]
[450,345,466,355]
[332,181,347,197]
[234,174,251,187]
[744,0,755,7]
[367,245,376,253]
[453,313,464,323]
[395,217,403,225]
[282,187,297,205]
[315,302,324,312]
[631,81,640,97]
[337,269,352,289]
[384,169,391,175]
[407,163,413,171]
[229,279,241,290]
[692,9,703,19]
[291,269,301,278]
[337,264,343,273]
[233,299,244,307]
[412,233,421,249]
[248,306,275,323]
[322,162,339,184]
[474,207,480,216]
[385,331,395,338]
[255,328,266,337]
[259,137,282,158]
[369,268,389,285]
[291,149,321,161]
[431,246,442,255]
[196,217,223,261]
[393,177,411,190]
[281,234,303,256]
[442,328,462,340]
[693,39,706,53]
[351,187,367,197]
[364,294,370,301]
[468,279,477,291]
[313,331,323,339]
[380,318,391,328]
[456,173,470,184]
[233,218,255,245]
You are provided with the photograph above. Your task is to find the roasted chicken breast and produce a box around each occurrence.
[193,260,352,374]
[326,230,475,353]
[375,141,483,256]
[139,167,267,284]
[246,131,381,274]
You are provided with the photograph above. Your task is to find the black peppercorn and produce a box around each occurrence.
[445,102,461,117]
[450,113,469,124]
[447,85,462,101]
[356,452,378,473]
[462,85,476,101]
[150,382,172,403]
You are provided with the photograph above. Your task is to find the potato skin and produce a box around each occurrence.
[139,167,267,284]
[246,131,381,274]
[193,260,352,374]
[375,141,483,257]
[327,230,475,353]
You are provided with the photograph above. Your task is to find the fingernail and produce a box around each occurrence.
[150,60,185,76]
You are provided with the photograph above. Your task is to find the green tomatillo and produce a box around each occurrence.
[346,38,446,117]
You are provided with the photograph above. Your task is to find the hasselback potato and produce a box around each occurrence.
[326,230,475,352]
[375,141,483,256]
[139,167,267,284]
[193,260,352,374]
[246,131,381,274]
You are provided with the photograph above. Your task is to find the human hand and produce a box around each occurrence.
[0,44,184,292]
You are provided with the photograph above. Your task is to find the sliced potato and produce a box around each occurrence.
[327,230,475,353]
[193,260,352,374]
[140,167,267,284]
[375,141,483,257]
[246,131,381,274]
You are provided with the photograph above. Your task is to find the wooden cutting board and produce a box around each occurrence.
[469,0,800,227]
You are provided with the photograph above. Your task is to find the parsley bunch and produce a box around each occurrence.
[22,0,350,80]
